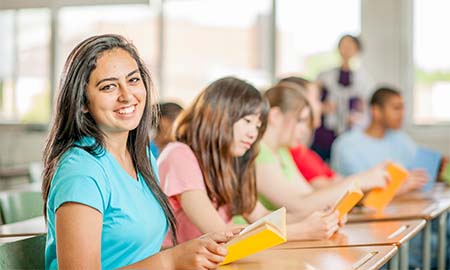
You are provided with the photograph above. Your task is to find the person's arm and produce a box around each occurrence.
[56,202,231,270]
[257,159,388,218]
[124,232,232,270]
[56,203,102,269]
[395,169,428,196]
[309,177,334,189]
[178,190,235,233]
[244,201,340,241]
[256,161,314,216]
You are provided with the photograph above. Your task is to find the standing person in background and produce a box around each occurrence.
[150,102,183,158]
[42,34,233,270]
[314,34,374,161]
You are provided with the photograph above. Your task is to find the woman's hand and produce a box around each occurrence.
[339,213,348,227]
[396,169,428,195]
[293,209,339,240]
[359,162,390,191]
[168,231,234,270]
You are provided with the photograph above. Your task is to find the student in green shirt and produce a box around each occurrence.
[256,82,389,221]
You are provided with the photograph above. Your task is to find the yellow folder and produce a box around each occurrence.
[333,181,364,220]
[363,162,408,212]
[220,207,287,265]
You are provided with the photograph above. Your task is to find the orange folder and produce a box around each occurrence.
[334,182,364,220]
[362,162,409,212]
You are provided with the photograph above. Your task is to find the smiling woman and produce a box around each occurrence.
[41,34,234,270]
[84,49,146,136]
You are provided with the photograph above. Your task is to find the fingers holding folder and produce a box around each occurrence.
[359,161,391,191]
[294,209,340,240]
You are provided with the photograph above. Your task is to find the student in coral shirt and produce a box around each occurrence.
[280,76,340,189]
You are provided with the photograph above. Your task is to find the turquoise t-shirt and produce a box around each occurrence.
[45,137,168,269]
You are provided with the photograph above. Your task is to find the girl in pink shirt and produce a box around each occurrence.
[159,77,345,245]
[158,77,268,244]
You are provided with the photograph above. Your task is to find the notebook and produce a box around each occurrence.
[362,163,408,212]
[409,147,441,191]
[220,207,287,265]
[333,181,364,220]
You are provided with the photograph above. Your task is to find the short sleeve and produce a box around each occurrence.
[157,143,206,198]
[51,175,106,214]
[256,143,276,164]
[49,150,110,215]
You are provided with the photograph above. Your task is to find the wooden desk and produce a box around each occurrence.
[348,199,450,223]
[219,245,398,270]
[349,199,450,270]
[277,219,425,249]
[386,183,450,203]
[0,216,46,237]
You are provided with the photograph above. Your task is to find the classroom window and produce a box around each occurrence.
[0,9,51,124]
[413,0,450,124]
[276,0,361,80]
[58,5,161,91]
[162,0,272,105]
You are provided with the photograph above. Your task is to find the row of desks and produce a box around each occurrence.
[223,184,450,270]
[2,185,450,270]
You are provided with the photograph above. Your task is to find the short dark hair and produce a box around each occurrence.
[338,34,362,51]
[159,102,183,121]
[370,87,401,107]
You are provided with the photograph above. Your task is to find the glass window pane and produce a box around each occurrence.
[276,0,360,79]
[414,0,450,124]
[58,5,160,91]
[0,9,51,124]
[163,0,272,104]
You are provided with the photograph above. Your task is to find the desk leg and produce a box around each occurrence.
[423,221,432,270]
[399,242,409,270]
[389,252,399,270]
[438,212,448,270]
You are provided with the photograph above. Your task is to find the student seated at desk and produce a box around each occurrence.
[280,77,403,191]
[256,83,388,219]
[331,87,428,194]
[158,77,342,243]
[42,34,233,270]
[279,76,337,189]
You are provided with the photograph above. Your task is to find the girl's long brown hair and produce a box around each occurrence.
[174,77,269,215]
[42,34,177,243]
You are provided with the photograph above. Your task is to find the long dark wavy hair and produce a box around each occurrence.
[174,77,269,215]
[42,34,177,243]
